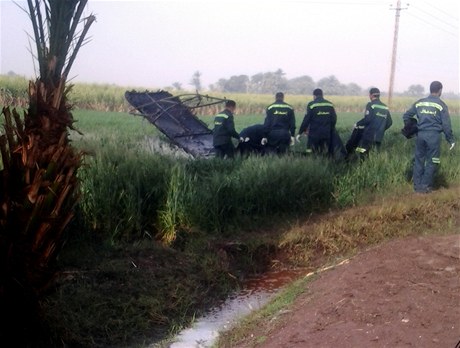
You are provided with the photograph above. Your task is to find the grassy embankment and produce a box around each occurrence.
[217,186,460,348]
[1,75,459,346]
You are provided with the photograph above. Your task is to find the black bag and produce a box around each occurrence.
[401,118,418,139]
[329,129,347,159]
[345,128,364,154]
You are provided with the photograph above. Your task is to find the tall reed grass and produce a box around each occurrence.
[75,137,458,243]
[2,75,459,114]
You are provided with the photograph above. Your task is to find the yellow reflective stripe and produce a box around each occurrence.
[215,113,229,119]
[415,102,443,111]
[432,157,440,164]
[355,147,367,153]
[305,149,313,153]
[371,104,389,110]
[310,102,334,109]
[268,104,293,110]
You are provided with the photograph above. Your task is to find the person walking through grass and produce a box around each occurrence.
[403,81,455,193]
[213,100,241,159]
[298,88,338,156]
[348,87,393,158]
[262,92,296,154]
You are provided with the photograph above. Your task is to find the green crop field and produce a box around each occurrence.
[70,109,459,240]
[2,75,460,115]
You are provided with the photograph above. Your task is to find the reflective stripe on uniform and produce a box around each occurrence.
[215,113,229,119]
[415,102,443,111]
[371,104,389,110]
[310,102,334,109]
[355,147,367,153]
[305,149,313,153]
[268,104,293,110]
[432,157,440,164]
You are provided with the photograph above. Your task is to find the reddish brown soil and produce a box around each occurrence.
[238,234,460,348]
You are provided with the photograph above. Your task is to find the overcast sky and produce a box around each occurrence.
[1,0,459,93]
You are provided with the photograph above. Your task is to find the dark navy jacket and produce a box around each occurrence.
[263,101,296,137]
[356,99,392,143]
[403,95,454,143]
[213,109,239,146]
[299,97,337,139]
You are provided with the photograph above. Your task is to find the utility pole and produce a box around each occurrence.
[388,1,408,107]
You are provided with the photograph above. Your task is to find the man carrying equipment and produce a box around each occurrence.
[262,92,296,154]
[298,88,337,156]
[403,81,455,193]
[213,100,241,159]
[351,87,392,157]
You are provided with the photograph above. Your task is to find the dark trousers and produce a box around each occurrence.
[307,136,331,155]
[330,130,347,159]
[267,129,290,154]
[413,131,441,192]
[237,142,265,156]
[345,128,364,155]
[214,142,235,159]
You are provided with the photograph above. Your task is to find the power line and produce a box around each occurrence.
[406,11,458,38]
[284,0,381,5]
[411,4,458,31]
[418,0,459,24]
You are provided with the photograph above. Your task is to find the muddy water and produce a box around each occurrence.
[166,269,307,348]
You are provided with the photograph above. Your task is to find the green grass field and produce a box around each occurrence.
[70,108,459,239]
[71,107,445,152]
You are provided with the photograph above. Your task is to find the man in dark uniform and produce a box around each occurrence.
[213,100,240,159]
[403,81,455,193]
[353,87,392,157]
[236,124,266,156]
[298,88,337,156]
[262,92,296,154]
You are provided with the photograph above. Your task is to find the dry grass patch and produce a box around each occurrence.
[280,186,460,265]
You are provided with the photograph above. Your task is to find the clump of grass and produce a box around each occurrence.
[43,240,239,347]
[78,147,175,242]
[153,155,338,237]
[280,186,460,264]
[157,164,194,244]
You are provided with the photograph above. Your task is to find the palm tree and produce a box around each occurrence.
[0,0,95,341]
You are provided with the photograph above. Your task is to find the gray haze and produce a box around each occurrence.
[1,0,459,93]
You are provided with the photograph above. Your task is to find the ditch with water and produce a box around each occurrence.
[155,268,308,348]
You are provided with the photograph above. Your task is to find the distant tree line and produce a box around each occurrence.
[173,69,458,99]
[206,69,366,95]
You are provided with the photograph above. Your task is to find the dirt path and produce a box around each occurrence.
[236,234,460,348]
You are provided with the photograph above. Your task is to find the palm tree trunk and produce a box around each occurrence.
[0,0,95,342]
